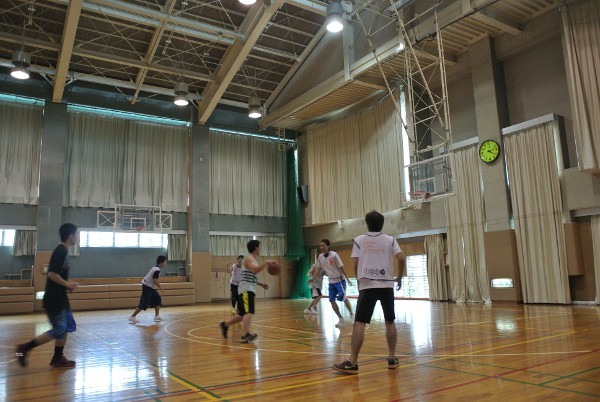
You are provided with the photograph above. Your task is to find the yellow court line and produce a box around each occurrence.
[78,327,219,401]
[221,330,579,400]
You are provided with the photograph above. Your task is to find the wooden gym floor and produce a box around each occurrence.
[0,299,599,401]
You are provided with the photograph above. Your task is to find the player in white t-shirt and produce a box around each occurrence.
[312,239,353,328]
[129,255,166,324]
[304,263,324,314]
[333,211,406,375]
[227,255,243,314]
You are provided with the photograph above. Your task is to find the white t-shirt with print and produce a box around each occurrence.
[352,232,401,290]
[317,251,344,284]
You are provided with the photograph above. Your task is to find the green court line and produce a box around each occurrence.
[501,377,600,398]
[539,366,600,386]
[422,361,600,398]
[140,386,162,402]
[420,363,490,379]
[450,358,561,377]
[144,359,226,401]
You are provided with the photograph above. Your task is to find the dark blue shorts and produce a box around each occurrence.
[46,307,76,340]
[328,282,346,302]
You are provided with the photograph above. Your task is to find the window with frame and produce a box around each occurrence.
[396,254,429,298]
[0,229,15,247]
[79,231,167,248]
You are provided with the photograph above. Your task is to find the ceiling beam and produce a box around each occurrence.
[353,76,387,91]
[131,0,177,104]
[53,0,83,103]
[0,57,203,100]
[197,0,286,124]
[285,0,326,16]
[461,0,521,35]
[0,57,253,108]
[50,0,240,45]
[0,31,214,82]
[290,89,386,130]
[472,8,522,35]
[264,25,325,110]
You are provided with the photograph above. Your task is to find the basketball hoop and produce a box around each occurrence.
[134,226,144,232]
[408,190,430,209]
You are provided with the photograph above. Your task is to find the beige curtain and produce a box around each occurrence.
[445,146,490,304]
[210,131,285,217]
[209,235,285,257]
[505,122,570,304]
[64,112,189,212]
[255,236,286,257]
[306,96,404,224]
[590,216,600,304]
[0,102,42,204]
[210,235,252,257]
[562,0,600,171]
[12,230,37,256]
[425,234,447,301]
[168,234,187,261]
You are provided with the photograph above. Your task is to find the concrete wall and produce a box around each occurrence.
[503,35,576,167]
[0,247,34,278]
[68,247,181,279]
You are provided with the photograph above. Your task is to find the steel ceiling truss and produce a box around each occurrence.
[0,0,327,110]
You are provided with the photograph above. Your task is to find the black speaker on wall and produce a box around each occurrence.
[297,185,309,204]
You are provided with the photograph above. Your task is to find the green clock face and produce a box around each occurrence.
[479,140,500,163]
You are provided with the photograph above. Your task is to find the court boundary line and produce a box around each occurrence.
[77,327,224,401]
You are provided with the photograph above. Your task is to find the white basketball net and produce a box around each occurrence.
[408,191,428,209]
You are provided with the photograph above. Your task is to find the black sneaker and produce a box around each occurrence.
[241,333,258,343]
[333,360,358,374]
[387,357,400,369]
[15,344,29,368]
[219,321,228,339]
[50,356,76,369]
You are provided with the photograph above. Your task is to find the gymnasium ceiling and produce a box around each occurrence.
[0,0,559,129]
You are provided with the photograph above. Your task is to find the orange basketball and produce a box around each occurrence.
[268,261,281,276]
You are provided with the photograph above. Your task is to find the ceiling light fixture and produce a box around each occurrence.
[11,49,31,80]
[326,1,344,33]
[239,0,257,5]
[173,82,189,106]
[248,96,262,119]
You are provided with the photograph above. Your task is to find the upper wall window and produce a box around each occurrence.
[79,231,167,248]
[0,229,15,247]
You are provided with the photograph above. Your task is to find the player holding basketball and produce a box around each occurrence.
[227,255,243,314]
[333,210,406,374]
[304,263,324,314]
[312,239,353,328]
[15,223,80,369]
[220,240,276,343]
[128,255,166,323]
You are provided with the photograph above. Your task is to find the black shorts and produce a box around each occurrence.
[355,288,395,324]
[230,284,239,300]
[138,284,162,310]
[237,291,255,316]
